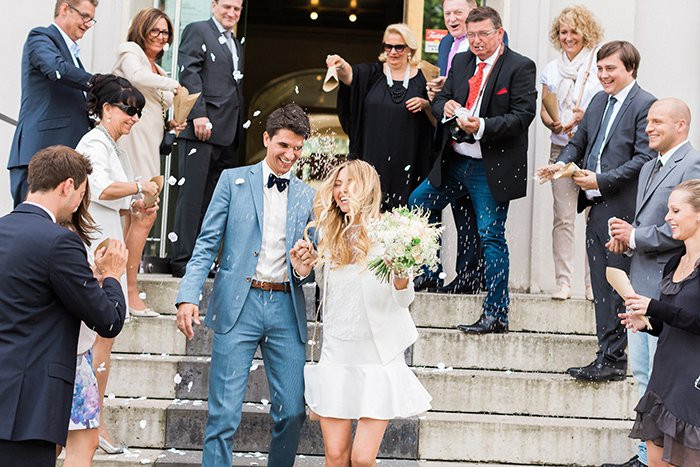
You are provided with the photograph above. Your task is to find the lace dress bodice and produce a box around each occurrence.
[323,264,372,340]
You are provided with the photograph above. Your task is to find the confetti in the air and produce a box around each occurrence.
[242,120,251,129]
[138,292,147,300]
[168,232,179,243]
[218,36,226,45]
[235,178,245,185]
[241,37,246,44]
[187,381,193,392]
[168,176,177,186]
[139,420,147,429]
[56,70,61,79]
[404,165,411,171]
[260,399,269,406]
[174,373,182,384]
[163,43,170,52]
[97,362,106,373]
[438,272,447,280]
[253,110,261,117]
[178,177,186,186]
[188,148,197,156]
[294,85,299,94]
[210,53,216,62]
[201,44,207,52]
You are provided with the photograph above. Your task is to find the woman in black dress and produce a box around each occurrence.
[326,23,435,211]
[622,179,700,466]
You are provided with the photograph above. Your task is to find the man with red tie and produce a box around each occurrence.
[409,6,537,334]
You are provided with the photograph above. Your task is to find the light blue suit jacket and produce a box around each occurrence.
[175,161,316,341]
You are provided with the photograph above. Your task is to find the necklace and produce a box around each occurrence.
[384,63,411,104]
[96,125,124,159]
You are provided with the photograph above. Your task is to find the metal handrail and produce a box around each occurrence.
[0,113,18,127]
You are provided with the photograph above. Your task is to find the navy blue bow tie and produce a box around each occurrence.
[267,173,289,192]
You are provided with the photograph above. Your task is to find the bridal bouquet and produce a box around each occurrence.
[368,206,443,283]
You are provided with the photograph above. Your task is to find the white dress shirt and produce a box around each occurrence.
[585,80,636,199]
[212,17,240,73]
[53,22,81,68]
[254,161,290,283]
[453,45,502,159]
[629,138,689,249]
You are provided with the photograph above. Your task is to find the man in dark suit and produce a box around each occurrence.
[7,0,96,207]
[411,6,537,333]
[0,146,127,467]
[170,0,245,277]
[604,98,700,467]
[538,41,656,382]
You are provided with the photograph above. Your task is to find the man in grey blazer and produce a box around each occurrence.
[171,0,245,277]
[605,98,700,467]
[538,41,656,382]
[176,105,315,467]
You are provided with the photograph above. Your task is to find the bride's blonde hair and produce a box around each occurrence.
[306,160,382,266]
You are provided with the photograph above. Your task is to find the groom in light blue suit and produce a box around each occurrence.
[175,104,315,467]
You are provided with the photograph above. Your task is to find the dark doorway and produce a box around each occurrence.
[238,0,404,163]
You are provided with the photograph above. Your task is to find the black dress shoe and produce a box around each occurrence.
[601,454,645,467]
[457,314,508,334]
[571,362,626,382]
[437,277,480,294]
[414,275,440,292]
[566,359,598,377]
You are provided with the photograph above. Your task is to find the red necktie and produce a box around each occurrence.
[466,62,487,110]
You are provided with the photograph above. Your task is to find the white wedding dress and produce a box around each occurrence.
[304,263,432,419]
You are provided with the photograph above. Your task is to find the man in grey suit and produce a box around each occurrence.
[171,0,245,277]
[176,105,315,467]
[538,41,656,382]
[604,98,700,467]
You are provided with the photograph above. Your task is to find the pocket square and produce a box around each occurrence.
[496,87,508,95]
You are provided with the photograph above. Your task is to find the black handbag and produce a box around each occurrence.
[159,130,176,156]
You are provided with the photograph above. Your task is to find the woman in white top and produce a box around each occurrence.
[540,5,603,301]
[292,160,431,466]
[76,74,160,453]
[113,8,185,316]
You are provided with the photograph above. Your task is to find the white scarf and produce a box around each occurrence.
[556,48,592,125]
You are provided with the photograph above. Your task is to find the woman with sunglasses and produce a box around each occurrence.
[113,8,185,317]
[326,23,435,211]
[75,73,160,454]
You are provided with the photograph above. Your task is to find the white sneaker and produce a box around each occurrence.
[551,285,571,300]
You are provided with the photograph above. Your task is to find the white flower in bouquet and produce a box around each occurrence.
[367,206,443,283]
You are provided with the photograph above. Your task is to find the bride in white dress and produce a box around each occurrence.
[290,160,431,466]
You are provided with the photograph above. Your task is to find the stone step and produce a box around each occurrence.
[137,275,595,335]
[112,317,600,373]
[58,449,523,466]
[102,398,635,465]
[109,355,637,419]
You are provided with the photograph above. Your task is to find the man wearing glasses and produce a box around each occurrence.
[7,0,98,207]
[411,6,537,333]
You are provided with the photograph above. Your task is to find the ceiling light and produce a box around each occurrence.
[350,0,357,7]
[310,10,319,20]
[310,0,319,5]
[349,13,357,22]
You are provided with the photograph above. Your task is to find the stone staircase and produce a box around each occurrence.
[60,275,639,466]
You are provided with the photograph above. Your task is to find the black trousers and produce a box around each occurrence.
[586,203,629,367]
[0,438,56,467]
[170,138,239,274]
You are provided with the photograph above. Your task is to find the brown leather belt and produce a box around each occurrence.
[250,280,291,293]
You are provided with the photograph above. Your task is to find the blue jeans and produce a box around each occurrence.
[628,330,658,465]
[202,288,306,467]
[410,154,510,321]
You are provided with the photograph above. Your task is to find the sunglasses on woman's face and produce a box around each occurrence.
[382,43,407,53]
[112,102,142,118]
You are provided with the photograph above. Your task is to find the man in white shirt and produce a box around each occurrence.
[412,6,537,333]
[539,41,656,383]
[175,105,316,467]
[603,98,700,467]
[8,0,97,207]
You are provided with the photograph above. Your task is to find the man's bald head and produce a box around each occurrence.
[646,98,692,154]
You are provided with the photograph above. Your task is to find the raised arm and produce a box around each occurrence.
[27,29,91,91]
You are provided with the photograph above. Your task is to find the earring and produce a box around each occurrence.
[408,53,412,60]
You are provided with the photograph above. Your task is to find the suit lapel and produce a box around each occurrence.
[248,163,264,229]
[602,84,638,153]
[479,47,506,115]
[206,19,234,71]
[639,142,691,210]
[583,95,608,164]
[48,25,75,67]
[285,177,300,252]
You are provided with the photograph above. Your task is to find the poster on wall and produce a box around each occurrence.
[425,29,448,53]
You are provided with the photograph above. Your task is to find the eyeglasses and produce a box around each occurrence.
[111,102,142,118]
[67,3,97,26]
[466,28,499,40]
[148,28,170,39]
[382,43,407,53]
